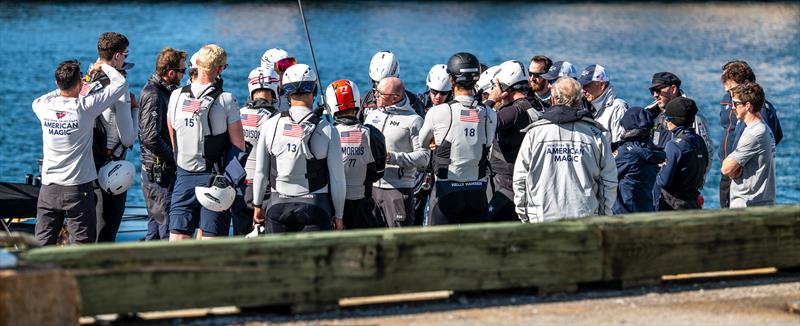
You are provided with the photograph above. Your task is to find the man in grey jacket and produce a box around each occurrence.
[365,77,428,227]
[513,77,617,222]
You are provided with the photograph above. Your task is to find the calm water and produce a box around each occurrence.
[1,2,798,208]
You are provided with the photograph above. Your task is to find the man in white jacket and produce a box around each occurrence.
[513,77,617,222]
[579,64,627,144]
[365,77,428,227]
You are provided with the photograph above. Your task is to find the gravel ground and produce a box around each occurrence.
[98,273,800,326]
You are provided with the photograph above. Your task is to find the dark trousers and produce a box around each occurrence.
[720,174,731,208]
[141,167,173,240]
[266,203,332,233]
[487,190,517,222]
[343,197,385,229]
[95,188,127,243]
[35,182,96,246]
[373,187,415,227]
[428,181,489,226]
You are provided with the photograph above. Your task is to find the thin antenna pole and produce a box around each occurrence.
[297,0,329,114]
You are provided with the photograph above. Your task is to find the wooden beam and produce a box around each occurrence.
[19,220,603,315]
[15,205,800,317]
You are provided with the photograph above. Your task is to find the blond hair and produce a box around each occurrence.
[195,44,227,74]
[552,77,582,107]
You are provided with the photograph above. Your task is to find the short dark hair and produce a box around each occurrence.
[97,32,129,61]
[55,60,82,90]
[155,47,187,77]
[530,55,553,72]
[731,82,765,113]
[721,61,756,84]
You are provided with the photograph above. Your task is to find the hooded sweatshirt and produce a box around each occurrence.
[589,85,627,144]
[613,134,666,214]
[364,96,429,189]
[513,105,617,222]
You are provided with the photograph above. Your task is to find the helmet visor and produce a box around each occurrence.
[276,57,297,72]
[283,80,316,95]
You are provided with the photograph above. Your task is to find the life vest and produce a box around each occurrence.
[82,72,126,169]
[434,100,491,182]
[268,111,329,194]
[335,120,373,200]
[171,83,227,172]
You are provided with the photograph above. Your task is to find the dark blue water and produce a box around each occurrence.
[1,2,798,208]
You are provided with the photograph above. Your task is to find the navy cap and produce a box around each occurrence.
[664,97,697,126]
[620,106,654,131]
[541,61,577,81]
[578,64,609,86]
[650,72,681,92]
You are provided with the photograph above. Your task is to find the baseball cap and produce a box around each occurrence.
[649,72,681,92]
[664,97,697,126]
[578,64,609,86]
[541,61,577,81]
[620,106,654,131]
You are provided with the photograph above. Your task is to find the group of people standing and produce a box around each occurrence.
[32,32,781,246]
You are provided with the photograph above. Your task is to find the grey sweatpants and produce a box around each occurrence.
[372,187,415,227]
[34,182,96,245]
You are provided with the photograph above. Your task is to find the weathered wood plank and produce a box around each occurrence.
[20,221,603,316]
[14,205,799,317]
[596,206,800,281]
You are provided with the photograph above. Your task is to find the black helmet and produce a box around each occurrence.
[447,52,481,85]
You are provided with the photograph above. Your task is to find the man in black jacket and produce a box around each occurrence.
[139,47,186,240]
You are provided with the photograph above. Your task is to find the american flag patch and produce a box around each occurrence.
[181,99,201,113]
[282,123,304,138]
[460,109,480,123]
[79,83,93,97]
[240,114,260,127]
[340,130,361,144]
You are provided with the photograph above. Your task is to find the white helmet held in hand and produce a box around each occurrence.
[195,175,236,212]
[247,66,280,99]
[475,65,501,93]
[325,79,361,114]
[426,64,452,92]
[98,160,135,195]
[261,48,289,70]
[369,51,399,82]
[282,64,317,95]
[496,60,529,92]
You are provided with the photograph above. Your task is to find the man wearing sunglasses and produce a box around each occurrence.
[139,47,187,240]
[85,32,138,243]
[526,55,553,112]
[418,64,453,115]
[721,83,775,208]
[645,72,714,175]
[484,60,539,222]
[718,61,782,208]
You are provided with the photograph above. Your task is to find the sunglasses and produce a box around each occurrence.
[377,90,401,98]
[276,57,297,72]
[651,86,669,96]
[528,71,545,78]
[171,67,186,74]
[732,99,745,107]
[430,89,451,96]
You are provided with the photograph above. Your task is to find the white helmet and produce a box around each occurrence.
[195,175,235,212]
[475,65,501,93]
[282,64,317,95]
[98,160,135,195]
[189,51,199,69]
[261,48,289,70]
[426,64,452,92]
[325,79,361,114]
[496,60,529,92]
[368,51,399,82]
[247,66,280,99]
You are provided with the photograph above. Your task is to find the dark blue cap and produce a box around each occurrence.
[620,106,654,131]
